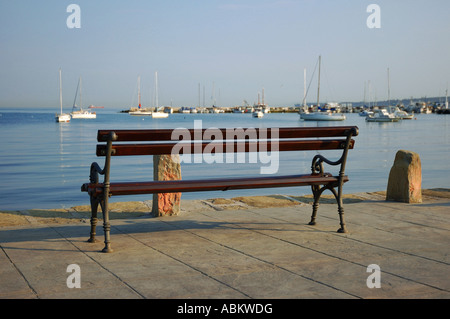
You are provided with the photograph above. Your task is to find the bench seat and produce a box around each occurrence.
[82,173,348,196]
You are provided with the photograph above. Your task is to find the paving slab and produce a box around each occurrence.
[1,192,449,299]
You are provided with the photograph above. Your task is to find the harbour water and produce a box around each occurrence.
[0,107,449,211]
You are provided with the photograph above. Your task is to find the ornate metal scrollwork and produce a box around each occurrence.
[311,153,342,175]
[89,162,104,184]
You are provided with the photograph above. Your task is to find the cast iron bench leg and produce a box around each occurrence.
[87,196,99,243]
[336,189,348,233]
[308,184,348,233]
[308,185,322,226]
[101,186,113,253]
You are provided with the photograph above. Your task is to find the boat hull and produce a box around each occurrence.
[365,117,399,122]
[71,112,96,119]
[56,114,71,123]
[129,111,169,118]
[300,112,346,121]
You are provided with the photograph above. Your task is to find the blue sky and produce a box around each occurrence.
[1,0,449,109]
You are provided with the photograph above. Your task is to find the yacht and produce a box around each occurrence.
[55,68,71,123]
[365,109,400,122]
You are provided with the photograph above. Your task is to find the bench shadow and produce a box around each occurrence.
[0,217,321,251]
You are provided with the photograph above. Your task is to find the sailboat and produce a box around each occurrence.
[151,71,168,118]
[366,68,409,121]
[70,77,96,119]
[299,56,346,121]
[55,68,71,123]
[129,73,168,118]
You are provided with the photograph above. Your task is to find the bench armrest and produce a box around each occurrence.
[90,162,105,184]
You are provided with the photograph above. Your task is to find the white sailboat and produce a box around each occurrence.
[70,77,96,119]
[299,56,346,121]
[129,76,147,115]
[55,68,71,123]
[129,72,168,118]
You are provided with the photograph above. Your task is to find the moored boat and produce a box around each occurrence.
[55,68,71,123]
[70,77,96,119]
[365,109,400,122]
[298,56,346,122]
[391,107,414,120]
[300,111,346,121]
[252,109,264,118]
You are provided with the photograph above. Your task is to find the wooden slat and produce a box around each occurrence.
[83,174,349,196]
[96,139,355,156]
[97,126,359,142]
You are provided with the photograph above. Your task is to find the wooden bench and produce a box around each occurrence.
[81,126,358,252]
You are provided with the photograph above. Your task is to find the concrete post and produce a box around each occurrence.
[151,154,182,216]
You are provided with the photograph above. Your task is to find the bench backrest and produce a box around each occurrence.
[96,126,359,157]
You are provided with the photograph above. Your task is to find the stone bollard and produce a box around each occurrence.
[151,154,182,216]
[386,150,422,203]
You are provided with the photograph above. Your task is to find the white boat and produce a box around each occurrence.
[151,111,169,118]
[71,109,96,119]
[55,68,71,123]
[359,110,373,117]
[70,77,96,119]
[298,56,346,122]
[301,111,346,121]
[365,109,400,122]
[129,110,168,118]
[129,110,152,116]
[252,109,264,118]
[391,107,414,120]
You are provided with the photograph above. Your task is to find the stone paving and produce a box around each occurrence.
[0,191,449,299]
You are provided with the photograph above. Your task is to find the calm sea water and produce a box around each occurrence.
[0,107,449,211]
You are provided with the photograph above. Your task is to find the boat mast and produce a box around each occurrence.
[363,81,366,108]
[317,55,321,108]
[138,76,141,109]
[387,68,391,107]
[446,87,448,109]
[302,68,307,109]
[72,77,80,110]
[59,68,63,114]
[262,88,265,106]
[155,71,158,109]
[79,77,82,110]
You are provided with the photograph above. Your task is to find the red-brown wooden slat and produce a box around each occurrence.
[96,139,355,156]
[97,126,359,142]
[82,174,349,196]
